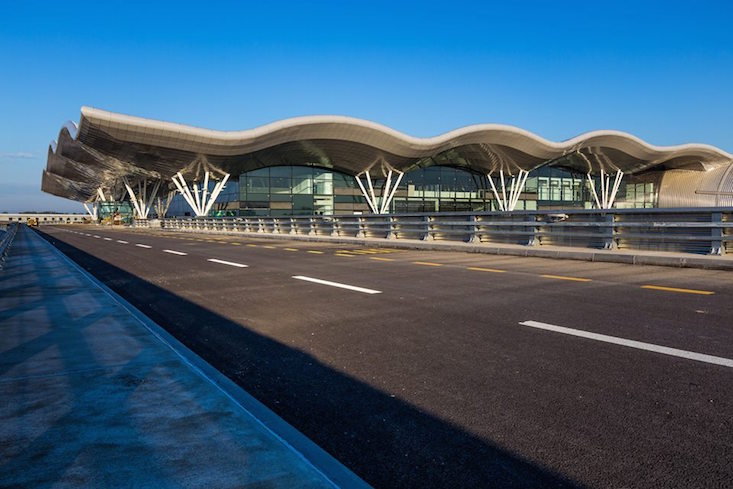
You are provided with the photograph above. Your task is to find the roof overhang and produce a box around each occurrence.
[43,107,733,202]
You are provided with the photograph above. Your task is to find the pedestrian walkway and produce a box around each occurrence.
[0,226,357,488]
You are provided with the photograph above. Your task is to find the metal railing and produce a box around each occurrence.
[149,208,733,256]
[0,223,19,269]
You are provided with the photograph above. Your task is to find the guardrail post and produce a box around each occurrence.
[710,212,723,255]
[356,217,366,238]
[309,217,316,236]
[289,217,297,235]
[421,215,433,241]
[526,214,538,246]
[603,213,617,250]
[385,216,395,239]
[467,215,478,243]
[331,218,339,237]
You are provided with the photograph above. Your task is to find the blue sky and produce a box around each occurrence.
[1,0,731,212]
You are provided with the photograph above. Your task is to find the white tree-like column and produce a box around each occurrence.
[122,177,162,219]
[170,171,230,217]
[487,169,529,211]
[586,169,624,209]
[82,202,98,221]
[355,170,404,214]
[154,189,177,219]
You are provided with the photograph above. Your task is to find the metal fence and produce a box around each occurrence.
[148,208,733,256]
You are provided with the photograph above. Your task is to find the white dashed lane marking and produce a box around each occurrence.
[519,320,733,368]
[207,258,248,268]
[163,249,187,256]
[135,244,152,249]
[292,275,381,295]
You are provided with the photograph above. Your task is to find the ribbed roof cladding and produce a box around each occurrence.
[43,107,733,202]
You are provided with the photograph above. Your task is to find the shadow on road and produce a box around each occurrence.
[38,229,580,488]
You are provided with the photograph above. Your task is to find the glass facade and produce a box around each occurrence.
[99,201,134,223]
[167,164,661,217]
[614,173,660,209]
[240,166,360,216]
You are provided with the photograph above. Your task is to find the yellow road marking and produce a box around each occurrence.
[230,242,241,245]
[467,266,506,273]
[541,274,592,282]
[413,261,442,267]
[246,244,258,247]
[370,257,395,262]
[335,253,356,257]
[307,250,324,254]
[641,285,714,295]
[262,245,277,249]
[283,248,298,251]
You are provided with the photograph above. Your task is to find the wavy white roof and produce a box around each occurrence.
[43,107,733,202]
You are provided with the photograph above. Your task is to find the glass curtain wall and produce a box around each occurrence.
[167,164,659,217]
[392,166,498,212]
[239,165,508,215]
[240,166,371,216]
[614,172,660,208]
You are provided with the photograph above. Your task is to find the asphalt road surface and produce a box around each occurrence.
[38,226,733,488]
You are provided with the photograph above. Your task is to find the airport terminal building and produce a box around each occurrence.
[43,107,733,220]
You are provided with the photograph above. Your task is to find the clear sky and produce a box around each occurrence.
[1,0,731,212]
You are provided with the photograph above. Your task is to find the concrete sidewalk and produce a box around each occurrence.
[0,226,361,488]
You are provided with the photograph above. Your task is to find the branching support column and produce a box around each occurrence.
[170,171,230,217]
[155,190,177,219]
[83,202,98,221]
[122,177,161,219]
[487,170,529,211]
[355,170,404,214]
[587,170,624,209]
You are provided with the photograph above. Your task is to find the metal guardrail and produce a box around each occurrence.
[0,223,19,269]
[145,208,733,256]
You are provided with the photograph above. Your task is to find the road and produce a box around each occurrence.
[38,225,733,488]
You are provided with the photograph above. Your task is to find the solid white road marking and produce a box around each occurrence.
[519,320,733,368]
[207,258,248,268]
[135,244,152,248]
[163,249,187,256]
[292,275,381,295]
[116,240,128,244]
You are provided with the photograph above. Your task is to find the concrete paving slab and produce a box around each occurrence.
[0,226,357,488]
